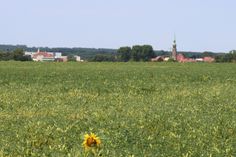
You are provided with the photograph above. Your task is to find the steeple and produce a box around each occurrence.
[172,35,177,60]
[173,35,176,45]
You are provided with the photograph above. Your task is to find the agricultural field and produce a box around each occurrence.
[0,62,235,157]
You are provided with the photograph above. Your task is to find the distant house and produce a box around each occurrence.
[176,54,215,63]
[177,54,196,63]
[151,56,164,62]
[24,52,35,56]
[196,58,204,62]
[32,51,54,61]
[170,38,215,63]
[25,49,68,62]
[164,57,170,61]
[176,54,185,62]
[75,55,84,62]
[203,57,215,63]
[55,56,68,62]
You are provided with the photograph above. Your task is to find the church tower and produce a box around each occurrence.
[172,37,177,60]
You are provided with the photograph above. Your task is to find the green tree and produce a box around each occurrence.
[215,55,225,62]
[92,54,116,62]
[67,55,76,62]
[131,45,155,61]
[117,46,131,62]
[131,45,142,61]
[20,55,32,61]
[215,50,236,62]
[13,48,24,61]
[229,50,236,62]
[202,51,214,57]
[141,45,155,61]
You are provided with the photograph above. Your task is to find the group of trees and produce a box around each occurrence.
[215,50,236,62]
[90,45,156,62]
[91,54,116,62]
[117,45,155,62]
[0,48,32,61]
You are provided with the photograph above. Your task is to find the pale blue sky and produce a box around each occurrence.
[0,0,235,52]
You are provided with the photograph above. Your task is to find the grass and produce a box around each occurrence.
[0,62,235,156]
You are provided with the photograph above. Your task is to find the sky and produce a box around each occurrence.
[0,0,235,52]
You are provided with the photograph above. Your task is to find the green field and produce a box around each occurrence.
[0,62,235,157]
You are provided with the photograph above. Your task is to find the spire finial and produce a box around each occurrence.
[174,33,176,43]
[173,33,176,45]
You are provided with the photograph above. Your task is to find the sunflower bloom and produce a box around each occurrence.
[82,133,101,149]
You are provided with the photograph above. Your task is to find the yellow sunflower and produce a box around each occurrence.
[82,133,101,149]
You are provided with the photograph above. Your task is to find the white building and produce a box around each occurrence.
[24,49,64,62]
[75,55,83,62]
[196,58,203,62]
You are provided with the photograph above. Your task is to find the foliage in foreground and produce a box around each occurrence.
[0,62,235,156]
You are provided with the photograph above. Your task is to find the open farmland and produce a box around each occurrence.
[0,62,235,156]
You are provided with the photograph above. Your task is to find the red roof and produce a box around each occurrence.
[177,54,196,63]
[203,57,215,62]
[32,51,54,58]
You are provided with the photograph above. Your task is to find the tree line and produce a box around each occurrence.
[118,45,155,61]
[215,50,236,62]
[92,45,156,62]
[0,48,32,61]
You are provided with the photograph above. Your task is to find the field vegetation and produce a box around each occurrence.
[0,62,235,156]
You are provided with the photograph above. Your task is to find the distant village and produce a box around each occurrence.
[2,39,234,62]
[23,39,215,63]
[151,39,215,63]
[25,49,83,62]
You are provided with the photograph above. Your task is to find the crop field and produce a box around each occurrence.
[0,62,235,157]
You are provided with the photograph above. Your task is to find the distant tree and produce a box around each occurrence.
[215,50,236,62]
[141,45,155,61]
[0,52,13,61]
[20,55,32,61]
[229,50,236,62]
[0,52,3,61]
[155,50,169,56]
[202,51,214,57]
[67,55,76,62]
[13,48,24,61]
[131,45,155,61]
[229,50,236,53]
[215,55,225,62]
[92,54,116,62]
[190,54,197,59]
[131,45,142,61]
[117,46,131,62]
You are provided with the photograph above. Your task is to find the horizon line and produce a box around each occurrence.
[0,43,227,53]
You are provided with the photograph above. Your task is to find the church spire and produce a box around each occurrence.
[172,35,177,60]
